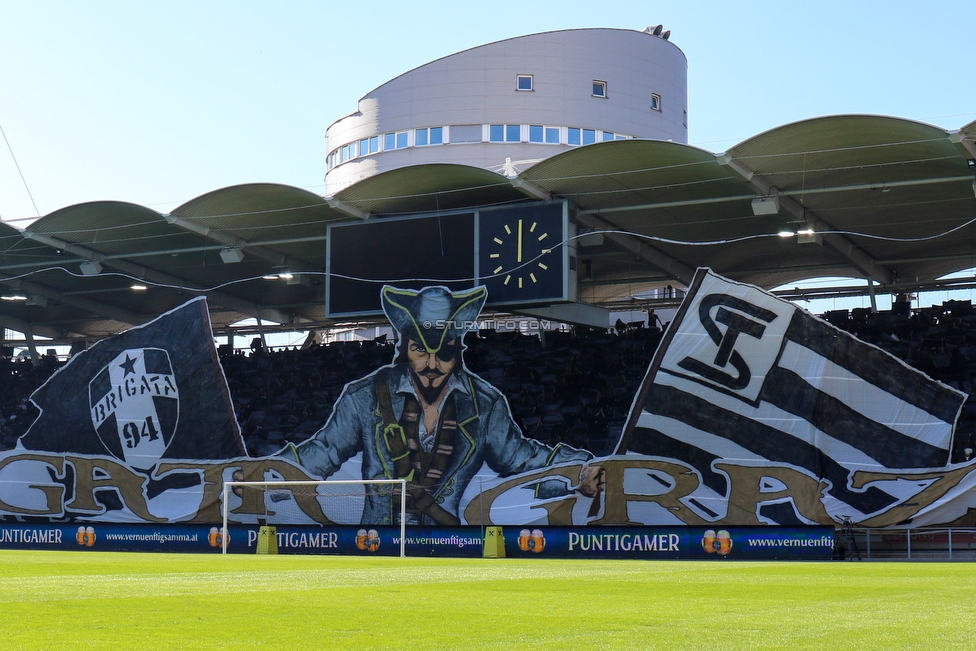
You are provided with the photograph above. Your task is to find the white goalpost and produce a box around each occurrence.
[221,479,407,557]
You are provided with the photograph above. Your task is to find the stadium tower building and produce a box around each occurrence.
[323,27,686,195]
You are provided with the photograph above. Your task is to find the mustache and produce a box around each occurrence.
[417,368,446,379]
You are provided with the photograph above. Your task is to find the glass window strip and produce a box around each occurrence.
[329,123,631,167]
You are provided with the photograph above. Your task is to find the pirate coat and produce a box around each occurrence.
[293,363,592,525]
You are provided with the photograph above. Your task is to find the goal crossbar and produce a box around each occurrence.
[221,479,407,557]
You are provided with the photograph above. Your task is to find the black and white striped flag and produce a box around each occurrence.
[617,269,966,523]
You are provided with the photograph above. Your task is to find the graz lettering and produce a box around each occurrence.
[0,451,972,527]
[0,452,327,524]
[462,458,975,529]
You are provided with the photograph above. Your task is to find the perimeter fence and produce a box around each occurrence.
[839,528,976,560]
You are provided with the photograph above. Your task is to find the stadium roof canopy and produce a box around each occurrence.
[1,114,975,343]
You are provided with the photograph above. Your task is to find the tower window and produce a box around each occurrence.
[592,80,607,98]
[651,94,662,111]
[415,127,443,146]
[529,125,561,144]
[359,136,379,155]
[384,132,409,150]
[516,74,533,91]
[489,125,521,143]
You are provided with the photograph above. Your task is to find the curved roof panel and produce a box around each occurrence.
[171,183,338,244]
[334,164,528,215]
[521,139,742,212]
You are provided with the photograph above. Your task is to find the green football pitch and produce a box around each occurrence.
[2,551,974,650]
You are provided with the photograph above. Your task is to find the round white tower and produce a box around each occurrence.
[324,27,688,195]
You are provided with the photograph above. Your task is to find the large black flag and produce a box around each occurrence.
[619,268,966,523]
[19,297,245,469]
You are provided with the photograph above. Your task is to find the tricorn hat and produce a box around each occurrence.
[381,285,488,354]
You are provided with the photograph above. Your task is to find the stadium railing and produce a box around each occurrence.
[841,528,976,560]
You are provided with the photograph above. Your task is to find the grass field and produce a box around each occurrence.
[2,551,974,650]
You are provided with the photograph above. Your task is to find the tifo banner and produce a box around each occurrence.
[21,296,245,462]
[4,279,976,531]
[616,268,971,528]
[1,298,248,522]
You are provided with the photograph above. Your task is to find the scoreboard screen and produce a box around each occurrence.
[326,201,573,317]
[327,213,476,316]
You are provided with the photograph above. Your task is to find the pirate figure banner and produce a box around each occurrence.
[279,285,603,526]
[4,276,976,528]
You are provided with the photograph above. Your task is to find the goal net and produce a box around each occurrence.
[221,479,407,556]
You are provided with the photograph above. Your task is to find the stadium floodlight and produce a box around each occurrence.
[221,479,407,557]
[219,246,244,264]
[797,226,821,245]
[751,195,780,216]
[79,260,102,275]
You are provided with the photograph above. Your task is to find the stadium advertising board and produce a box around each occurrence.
[2,271,976,533]
[503,526,834,560]
[0,522,831,560]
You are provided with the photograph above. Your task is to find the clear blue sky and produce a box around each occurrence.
[1,0,974,225]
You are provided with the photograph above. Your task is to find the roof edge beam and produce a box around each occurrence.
[0,312,76,340]
[949,131,976,161]
[510,178,551,200]
[23,231,295,325]
[163,213,294,268]
[2,276,146,326]
[718,155,896,285]
[326,199,370,220]
[577,214,696,286]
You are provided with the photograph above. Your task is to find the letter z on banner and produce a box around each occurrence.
[617,268,966,524]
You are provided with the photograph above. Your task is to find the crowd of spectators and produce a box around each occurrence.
[1,299,976,463]
[0,356,53,450]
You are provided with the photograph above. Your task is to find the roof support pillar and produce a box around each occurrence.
[23,326,39,366]
[256,318,267,349]
[867,278,877,313]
